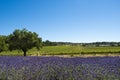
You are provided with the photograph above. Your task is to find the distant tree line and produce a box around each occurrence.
[82,42,120,47]
[43,40,76,46]
[43,40,120,47]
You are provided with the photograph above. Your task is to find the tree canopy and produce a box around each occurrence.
[0,35,8,52]
[8,28,42,56]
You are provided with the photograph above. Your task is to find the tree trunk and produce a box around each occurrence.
[22,48,27,56]
[23,51,27,56]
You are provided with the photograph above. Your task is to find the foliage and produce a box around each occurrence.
[82,42,120,47]
[7,28,42,56]
[42,41,120,47]
[43,40,57,46]
[0,35,8,52]
[0,56,119,80]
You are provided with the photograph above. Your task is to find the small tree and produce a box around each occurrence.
[8,28,42,56]
[43,40,51,46]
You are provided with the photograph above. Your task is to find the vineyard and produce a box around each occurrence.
[1,46,120,56]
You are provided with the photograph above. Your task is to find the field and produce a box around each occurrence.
[0,46,120,56]
[0,56,120,80]
[38,46,120,56]
[0,46,120,80]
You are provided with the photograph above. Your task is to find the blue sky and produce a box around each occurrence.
[0,0,120,42]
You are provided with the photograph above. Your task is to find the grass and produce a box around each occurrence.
[0,46,120,56]
[0,50,23,56]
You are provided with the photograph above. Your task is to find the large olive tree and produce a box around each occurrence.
[8,28,42,56]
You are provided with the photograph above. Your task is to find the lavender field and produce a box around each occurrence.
[0,56,120,80]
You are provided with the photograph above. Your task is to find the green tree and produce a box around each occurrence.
[8,28,42,56]
[43,40,51,46]
[0,35,8,52]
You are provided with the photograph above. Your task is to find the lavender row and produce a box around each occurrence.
[0,56,120,80]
